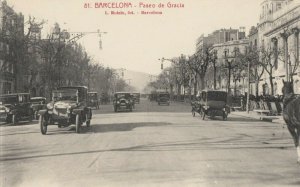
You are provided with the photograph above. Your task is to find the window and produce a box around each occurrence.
[18,95,23,102]
[276,3,281,10]
[274,82,278,95]
[0,60,3,69]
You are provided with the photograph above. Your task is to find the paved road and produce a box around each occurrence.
[1,99,299,187]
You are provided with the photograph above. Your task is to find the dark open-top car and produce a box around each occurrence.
[88,92,99,109]
[39,86,92,134]
[113,92,134,112]
[192,90,230,120]
[0,93,34,124]
[30,97,46,120]
[157,92,170,105]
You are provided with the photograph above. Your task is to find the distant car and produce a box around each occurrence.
[157,92,170,105]
[132,93,140,104]
[88,92,99,109]
[113,92,134,112]
[30,97,46,120]
[0,93,34,124]
[38,86,92,134]
[194,90,230,120]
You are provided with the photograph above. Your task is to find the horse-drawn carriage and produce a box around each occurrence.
[191,90,230,120]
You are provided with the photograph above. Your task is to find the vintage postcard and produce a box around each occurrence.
[1,0,300,186]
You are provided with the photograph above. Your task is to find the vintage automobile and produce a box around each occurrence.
[30,97,46,120]
[88,92,99,109]
[132,92,140,104]
[0,93,34,124]
[192,90,230,120]
[113,92,134,112]
[157,92,170,105]
[38,86,92,134]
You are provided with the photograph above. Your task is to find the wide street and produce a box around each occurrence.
[0,98,299,187]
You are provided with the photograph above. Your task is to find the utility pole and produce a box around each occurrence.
[117,68,126,79]
[246,48,250,113]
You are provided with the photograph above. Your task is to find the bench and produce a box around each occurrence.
[253,109,271,115]
[232,106,242,111]
[253,109,279,122]
[259,116,279,122]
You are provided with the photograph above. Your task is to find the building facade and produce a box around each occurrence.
[196,28,246,53]
[0,0,24,94]
[257,0,300,95]
[210,39,249,95]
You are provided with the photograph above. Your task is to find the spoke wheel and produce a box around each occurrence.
[39,115,47,135]
[75,114,81,133]
[86,114,91,127]
[200,109,205,120]
[192,109,196,117]
[12,114,18,125]
[223,111,228,121]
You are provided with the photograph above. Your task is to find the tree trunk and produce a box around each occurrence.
[255,79,259,97]
[194,80,198,96]
[200,75,205,90]
[269,75,274,95]
[213,65,217,90]
[234,80,237,96]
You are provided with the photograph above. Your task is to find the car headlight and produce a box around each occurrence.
[117,101,120,104]
[47,103,54,110]
[203,106,210,110]
[4,107,10,113]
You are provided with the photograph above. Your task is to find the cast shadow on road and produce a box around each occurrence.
[0,120,38,127]
[82,122,172,134]
[43,122,171,135]
[192,115,262,123]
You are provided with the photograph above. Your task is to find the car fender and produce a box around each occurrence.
[38,109,48,115]
[72,109,83,115]
[9,109,18,115]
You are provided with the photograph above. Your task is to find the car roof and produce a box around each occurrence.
[58,86,88,89]
[200,89,227,93]
[115,92,130,94]
[0,93,30,97]
[30,97,46,100]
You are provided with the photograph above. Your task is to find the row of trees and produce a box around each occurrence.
[1,9,131,98]
[146,39,299,98]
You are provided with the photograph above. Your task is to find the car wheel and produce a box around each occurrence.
[192,110,196,117]
[12,114,18,125]
[75,114,81,133]
[29,110,34,122]
[39,115,47,135]
[35,111,39,120]
[223,111,228,121]
[200,109,205,120]
[58,124,62,128]
[86,120,91,127]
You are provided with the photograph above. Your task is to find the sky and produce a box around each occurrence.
[7,0,262,75]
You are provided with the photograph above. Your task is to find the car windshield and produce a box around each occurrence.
[206,91,227,101]
[53,89,77,101]
[30,98,45,104]
[0,95,18,104]
[159,94,169,98]
[89,93,97,99]
[116,93,130,99]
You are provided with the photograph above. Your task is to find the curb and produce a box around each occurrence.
[231,112,285,125]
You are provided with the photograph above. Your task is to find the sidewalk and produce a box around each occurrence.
[231,111,285,125]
